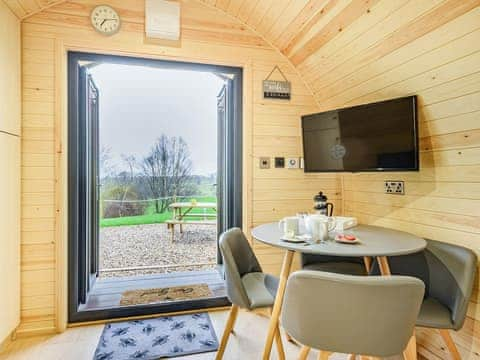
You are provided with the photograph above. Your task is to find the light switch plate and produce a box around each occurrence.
[286,157,300,169]
[259,157,270,169]
[275,157,285,168]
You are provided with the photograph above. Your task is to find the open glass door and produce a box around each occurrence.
[72,65,100,305]
[68,52,242,323]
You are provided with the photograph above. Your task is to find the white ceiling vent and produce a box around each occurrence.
[145,0,180,41]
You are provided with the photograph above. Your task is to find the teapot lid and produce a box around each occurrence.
[314,191,327,201]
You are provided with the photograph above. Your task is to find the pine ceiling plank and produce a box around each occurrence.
[247,0,275,30]
[310,0,480,92]
[298,0,412,81]
[255,0,290,37]
[290,0,379,66]
[237,0,257,23]
[265,0,310,43]
[283,0,350,57]
[226,0,246,17]
[17,0,41,14]
[215,0,230,11]
[273,0,330,50]
[3,0,28,18]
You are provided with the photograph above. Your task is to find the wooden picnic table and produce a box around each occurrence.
[166,202,217,242]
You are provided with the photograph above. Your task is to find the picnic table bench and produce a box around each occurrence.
[166,202,217,242]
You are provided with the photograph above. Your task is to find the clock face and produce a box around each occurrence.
[90,5,121,36]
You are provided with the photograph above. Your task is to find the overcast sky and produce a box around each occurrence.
[89,63,225,176]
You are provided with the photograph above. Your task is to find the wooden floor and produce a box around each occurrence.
[81,270,226,311]
[1,309,479,359]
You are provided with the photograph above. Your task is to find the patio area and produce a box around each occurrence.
[99,223,218,278]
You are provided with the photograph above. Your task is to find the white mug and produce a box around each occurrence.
[278,216,299,237]
[305,215,336,242]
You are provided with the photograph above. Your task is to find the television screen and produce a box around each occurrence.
[302,96,418,172]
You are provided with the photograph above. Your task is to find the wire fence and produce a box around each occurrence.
[101,195,215,204]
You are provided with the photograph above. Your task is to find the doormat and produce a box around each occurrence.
[120,284,213,306]
[93,312,218,359]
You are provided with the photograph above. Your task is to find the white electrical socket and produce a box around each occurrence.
[385,181,405,195]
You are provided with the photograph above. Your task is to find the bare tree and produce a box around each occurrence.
[99,145,116,179]
[140,135,192,213]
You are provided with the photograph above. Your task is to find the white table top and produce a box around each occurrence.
[251,223,426,257]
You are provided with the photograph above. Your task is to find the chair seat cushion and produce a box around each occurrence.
[417,297,453,329]
[303,261,367,276]
[241,272,279,309]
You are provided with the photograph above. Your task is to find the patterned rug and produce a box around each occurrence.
[120,284,213,306]
[93,313,219,359]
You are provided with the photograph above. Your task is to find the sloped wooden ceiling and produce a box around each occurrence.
[2,0,65,19]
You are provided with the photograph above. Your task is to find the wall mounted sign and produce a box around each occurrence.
[263,66,291,100]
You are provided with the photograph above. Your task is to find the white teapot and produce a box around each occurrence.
[305,215,336,243]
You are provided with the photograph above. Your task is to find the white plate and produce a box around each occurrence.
[281,236,307,243]
[335,235,361,244]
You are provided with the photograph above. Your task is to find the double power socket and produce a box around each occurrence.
[384,180,405,195]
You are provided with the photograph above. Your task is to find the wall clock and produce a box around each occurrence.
[90,5,121,36]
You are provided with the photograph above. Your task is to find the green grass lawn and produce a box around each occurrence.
[100,196,217,227]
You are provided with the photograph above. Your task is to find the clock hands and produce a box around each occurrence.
[100,18,116,26]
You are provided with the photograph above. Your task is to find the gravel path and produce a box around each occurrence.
[99,223,218,278]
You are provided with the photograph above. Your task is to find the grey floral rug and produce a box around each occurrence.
[93,313,218,359]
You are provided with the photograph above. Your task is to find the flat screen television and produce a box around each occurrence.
[302,96,418,172]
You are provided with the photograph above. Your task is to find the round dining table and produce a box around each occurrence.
[251,223,427,360]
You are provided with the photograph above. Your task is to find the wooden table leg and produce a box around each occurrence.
[403,333,417,360]
[377,256,391,276]
[262,250,294,360]
[363,257,372,273]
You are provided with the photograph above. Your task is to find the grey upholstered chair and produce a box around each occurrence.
[370,239,477,360]
[301,253,368,275]
[282,270,425,360]
[216,228,285,360]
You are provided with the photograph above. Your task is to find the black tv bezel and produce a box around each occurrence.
[301,95,419,173]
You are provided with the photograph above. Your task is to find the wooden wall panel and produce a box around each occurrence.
[0,1,21,135]
[0,1,21,345]
[15,1,480,356]
[19,0,334,335]
[290,2,480,357]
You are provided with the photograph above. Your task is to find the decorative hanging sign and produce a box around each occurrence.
[263,66,291,100]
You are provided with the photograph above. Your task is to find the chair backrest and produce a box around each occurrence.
[219,228,263,309]
[425,239,477,329]
[370,239,477,330]
[281,270,424,357]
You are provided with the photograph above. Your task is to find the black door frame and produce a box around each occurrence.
[68,51,242,323]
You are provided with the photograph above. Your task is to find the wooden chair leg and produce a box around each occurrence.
[439,329,461,360]
[318,350,332,360]
[274,324,286,360]
[403,333,417,360]
[349,355,356,360]
[298,346,311,360]
[215,305,239,360]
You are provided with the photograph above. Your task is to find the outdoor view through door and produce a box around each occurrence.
[68,52,242,322]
